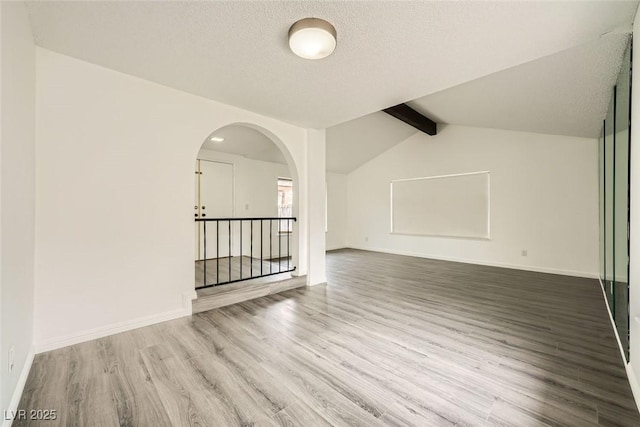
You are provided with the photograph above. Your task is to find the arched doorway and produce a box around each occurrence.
[193,123,300,289]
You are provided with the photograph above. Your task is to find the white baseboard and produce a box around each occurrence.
[182,290,197,314]
[2,347,35,427]
[34,299,193,354]
[348,245,598,279]
[307,274,327,286]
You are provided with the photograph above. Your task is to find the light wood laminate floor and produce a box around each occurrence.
[195,256,293,287]
[17,249,640,426]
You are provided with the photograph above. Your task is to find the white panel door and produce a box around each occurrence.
[196,160,233,260]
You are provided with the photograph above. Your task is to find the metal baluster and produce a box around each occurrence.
[203,221,207,288]
[278,218,282,272]
[216,220,219,285]
[287,219,290,271]
[196,217,297,288]
[270,219,273,274]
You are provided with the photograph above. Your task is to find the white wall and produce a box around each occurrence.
[628,5,640,401]
[34,48,325,351]
[197,149,291,219]
[1,1,36,418]
[326,172,348,250]
[307,129,327,285]
[347,124,599,277]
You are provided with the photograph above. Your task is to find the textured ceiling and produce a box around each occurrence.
[325,30,633,173]
[26,1,639,129]
[409,33,631,139]
[200,125,287,165]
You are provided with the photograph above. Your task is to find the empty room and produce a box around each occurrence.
[3,1,640,426]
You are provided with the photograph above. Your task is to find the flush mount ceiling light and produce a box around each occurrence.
[288,18,337,60]
[210,136,224,143]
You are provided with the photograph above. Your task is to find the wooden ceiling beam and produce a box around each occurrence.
[383,103,437,136]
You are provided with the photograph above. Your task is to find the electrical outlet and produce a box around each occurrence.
[365,236,369,242]
[245,203,249,210]
[8,346,14,373]
[521,250,528,257]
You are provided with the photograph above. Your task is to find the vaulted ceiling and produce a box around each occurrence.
[326,112,417,173]
[26,1,639,173]
[409,32,630,139]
